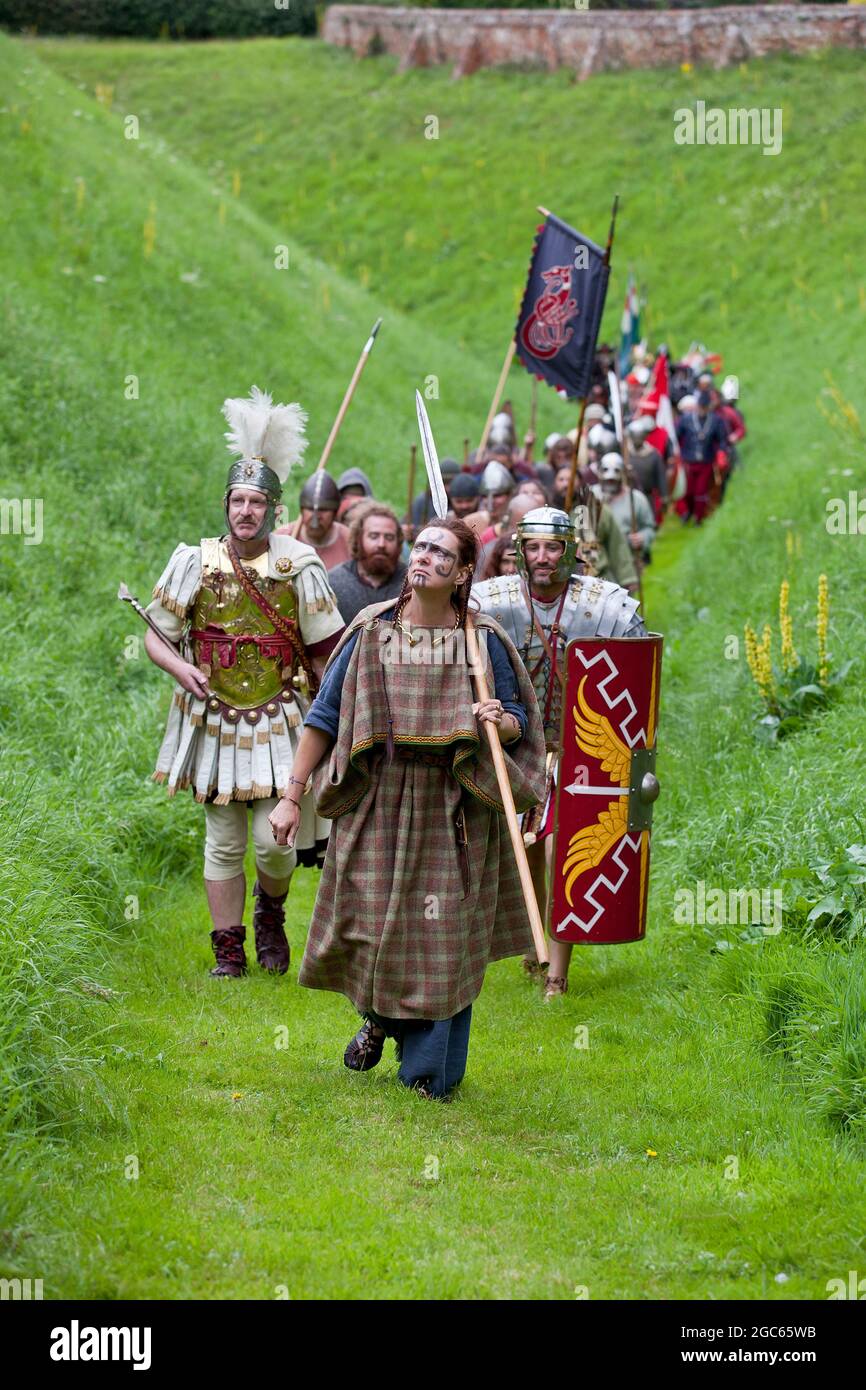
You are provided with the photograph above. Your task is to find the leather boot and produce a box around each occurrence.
[209,925,248,978]
[253,881,290,974]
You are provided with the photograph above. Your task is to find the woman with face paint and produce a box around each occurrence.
[270,517,546,1100]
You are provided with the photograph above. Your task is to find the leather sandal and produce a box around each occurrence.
[343,1018,386,1072]
[543,974,569,1001]
[209,926,248,978]
[252,881,290,974]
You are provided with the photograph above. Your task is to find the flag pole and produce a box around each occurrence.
[557,196,619,516]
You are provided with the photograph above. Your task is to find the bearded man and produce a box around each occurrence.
[327,501,408,625]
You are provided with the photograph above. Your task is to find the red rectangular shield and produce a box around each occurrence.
[548,635,663,944]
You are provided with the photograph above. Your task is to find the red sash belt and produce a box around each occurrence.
[190,626,296,669]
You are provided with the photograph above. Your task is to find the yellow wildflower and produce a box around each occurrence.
[143,202,156,259]
[779,580,799,674]
[817,574,829,687]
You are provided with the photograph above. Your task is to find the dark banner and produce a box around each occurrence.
[514,212,610,400]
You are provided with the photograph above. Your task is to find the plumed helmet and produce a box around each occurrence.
[299,471,340,511]
[721,374,739,402]
[587,424,618,454]
[515,506,576,587]
[480,461,515,498]
[222,385,308,540]
[599,452,625,483]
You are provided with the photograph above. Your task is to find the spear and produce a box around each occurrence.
[118,582,182,655]
[415,391,548,966]
[290,317,383,537]
[317,316,382,473]
[117,583,212,695]
[609,368,645,614]
[477,338,516,457]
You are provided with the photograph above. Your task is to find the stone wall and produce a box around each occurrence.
[322,5,866,78]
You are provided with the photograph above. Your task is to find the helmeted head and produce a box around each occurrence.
[515,506,576,588]
[598,451,625,496]
[448,471,481,519]
[440,456,461,484]
[299,470,340,543]
[627,415,656,444]
[587,424,618,458]
[488,411,516,452]
[480,460,515,522]
[222,385,308,541]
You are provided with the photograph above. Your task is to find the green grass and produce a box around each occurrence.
[2,32,866,1298]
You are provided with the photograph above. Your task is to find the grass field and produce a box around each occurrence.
[2,32,865,1299]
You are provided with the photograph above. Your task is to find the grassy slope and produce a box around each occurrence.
[2,34,865,1298]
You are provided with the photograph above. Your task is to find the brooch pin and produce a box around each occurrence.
[275,557,293,574]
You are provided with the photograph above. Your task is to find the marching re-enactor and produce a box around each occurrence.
[144,387,344,978]
[269,517,546,1100]
[473,507,645,997]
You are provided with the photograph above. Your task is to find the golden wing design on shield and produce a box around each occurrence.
[562,676,631,904]
[573,675,631,784]
[562,801,628,905]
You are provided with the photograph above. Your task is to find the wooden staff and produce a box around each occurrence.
[465,613,548,966]
[477,338,516,456]
[290,317,382,537]
[462,436,470,467]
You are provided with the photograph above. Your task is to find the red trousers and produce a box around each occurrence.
[675,461,714,522]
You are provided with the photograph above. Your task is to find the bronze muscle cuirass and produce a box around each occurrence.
[190,566,299,709]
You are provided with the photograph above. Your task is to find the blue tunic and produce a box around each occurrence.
[305,610,527,742]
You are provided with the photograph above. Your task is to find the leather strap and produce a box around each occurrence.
[519,577,568,693]
[225,538,319,694]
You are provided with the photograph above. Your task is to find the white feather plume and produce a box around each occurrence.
[222,385,308,483]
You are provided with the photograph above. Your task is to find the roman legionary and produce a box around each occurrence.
[279,470,351,571]
[144,387,344,978]
[269,517,546,1100]
[472,507,645,998]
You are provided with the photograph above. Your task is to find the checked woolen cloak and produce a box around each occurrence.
[298,601,546,1020]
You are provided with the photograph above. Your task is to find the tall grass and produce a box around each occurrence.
[1,33,865,1288]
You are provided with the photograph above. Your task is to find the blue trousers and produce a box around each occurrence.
[368,1004,473,1098]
